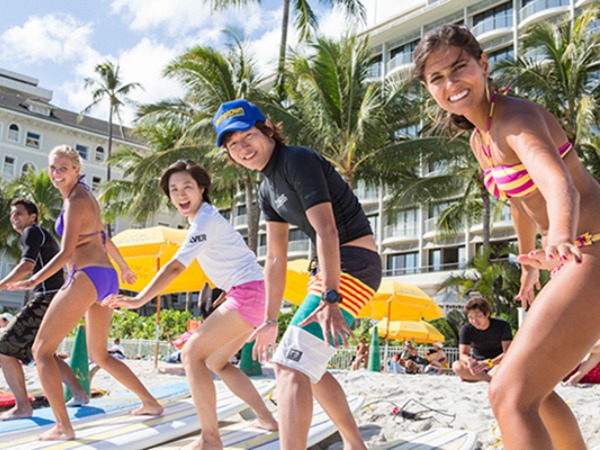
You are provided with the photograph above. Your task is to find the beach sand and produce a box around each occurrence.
[2,360,599,449]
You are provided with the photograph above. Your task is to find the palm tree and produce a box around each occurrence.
[123,30,268,252]
[81,60,143,235]
[266,33,418,189]
[210,0,365,97]
[8,168,63,233]
[495,8,599,169]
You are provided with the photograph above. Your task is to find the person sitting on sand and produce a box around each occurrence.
[425,342,448,374]
[452,297,512,382]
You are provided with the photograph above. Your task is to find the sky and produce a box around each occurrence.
[0,0,420,125]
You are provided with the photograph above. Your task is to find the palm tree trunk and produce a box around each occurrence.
[276,0,291,99]
[244,174,259,254]
[480,184,491,256]
[106,106,114,237]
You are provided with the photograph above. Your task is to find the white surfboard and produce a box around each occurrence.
[3,378,275,450]
[372,428,477,450]
[157,395,365,450]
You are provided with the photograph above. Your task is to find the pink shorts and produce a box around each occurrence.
[221,279,266,328]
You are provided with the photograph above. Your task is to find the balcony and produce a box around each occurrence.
[354,185,379,203]
[472,13,513,40]
[383,224,419,241]
[519,0,569,23]
[386,51,414,77]
[233,214,248,227]
[257,239,309,258]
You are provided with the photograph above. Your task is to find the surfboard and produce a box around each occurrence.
[2,378,275,450]
[371,428,477,450]
[0,380,190,437]
[0,388,43,407]
[156,394,364,450]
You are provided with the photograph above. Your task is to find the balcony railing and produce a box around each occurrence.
[472,13,513,37]
[257,240,309,258]
[383,224,419,240]
[387,51,414,74]
[233,214,248,227]
[354,185,379,202]
[520,0,569,22]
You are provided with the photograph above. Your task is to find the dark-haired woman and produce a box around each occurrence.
[104,160,276,450]
[414,24,600,450]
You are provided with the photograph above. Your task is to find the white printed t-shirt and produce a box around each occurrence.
[173,202,264,292]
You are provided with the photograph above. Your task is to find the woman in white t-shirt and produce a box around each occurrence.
[104,160,277,449]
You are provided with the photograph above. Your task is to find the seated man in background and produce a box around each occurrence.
[453,297,512,382]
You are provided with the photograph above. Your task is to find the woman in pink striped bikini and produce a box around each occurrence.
[414,24,600,450]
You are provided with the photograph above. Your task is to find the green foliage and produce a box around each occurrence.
[276,305,298,342]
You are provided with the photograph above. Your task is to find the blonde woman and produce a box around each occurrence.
[10,145,162,440]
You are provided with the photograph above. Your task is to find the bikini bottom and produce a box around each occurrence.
[62,264,119,301]
[551,232,600,278]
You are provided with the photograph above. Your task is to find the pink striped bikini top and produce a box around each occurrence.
[477,90,573,200]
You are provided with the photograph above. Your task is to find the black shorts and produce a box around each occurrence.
[0,293,54,364]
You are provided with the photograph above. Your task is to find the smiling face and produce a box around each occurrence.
[49,154,80,193]
[167,171,204,219]
[224,126,276,171]
[10,204,37,234]
[422,45,489,117]
[467,309,491,331]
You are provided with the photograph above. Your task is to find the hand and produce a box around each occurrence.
[467,358,487,375]
[249,323,278,362]
[516,266,540,309]
[298,302,352,348]
[7,278,37,291]
[120,267,137,285]
[517,242,582,271]
[102,294,144,309]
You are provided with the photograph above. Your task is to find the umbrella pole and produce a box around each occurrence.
[384,300,392,370]
[154,294,161,369]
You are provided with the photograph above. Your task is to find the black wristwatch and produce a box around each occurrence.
[321,289,343,304]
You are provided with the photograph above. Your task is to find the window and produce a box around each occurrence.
[389,40,419,68]
[76,144,89,160]
[386,252,419,276]
[26,131,41,149]
[21,162,35,176]
[95,146,105,162]
[8,124,19,142]
[367,54,382,79]
[92,176,102,191]
[488,46,514,68]
[472,2,513,30]
[3,156,16,176]
[428,246,465,272]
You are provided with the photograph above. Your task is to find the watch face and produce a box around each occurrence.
[323,289,342,303]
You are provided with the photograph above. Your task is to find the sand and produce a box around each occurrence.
[2,360,599,449]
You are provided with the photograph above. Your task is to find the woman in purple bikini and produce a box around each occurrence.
[10,145,163,441]
[414,24,600,450]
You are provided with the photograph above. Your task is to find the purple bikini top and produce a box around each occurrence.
[55,176,106,245]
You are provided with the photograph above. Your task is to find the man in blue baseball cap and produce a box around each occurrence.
[213,99,381,450]
[213,99,266,148]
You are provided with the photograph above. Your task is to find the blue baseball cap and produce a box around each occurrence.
[213,99,266,147]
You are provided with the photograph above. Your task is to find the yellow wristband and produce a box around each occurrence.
[486,358,494,369]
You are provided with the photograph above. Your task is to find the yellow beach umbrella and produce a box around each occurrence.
[112,226,213,367]
[282,259,311,305]
[375,318,445,344]
[357,280,444,322]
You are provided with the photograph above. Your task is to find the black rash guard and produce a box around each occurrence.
[259,144,372,244]
[21,225,64,296]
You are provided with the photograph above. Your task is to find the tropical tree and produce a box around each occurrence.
[0,181,19,258]
[210,0,365,97]
[495,7,599,175]
[437,246,528,324]
[115,30,268,252]
[81,60,143,235]
[266,33,419,189]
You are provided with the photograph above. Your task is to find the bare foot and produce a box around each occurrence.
[180,434,223,450]
[252,413,278,431]
[130,400,164,416]
[1,405,33,421]
[38,424,75,441]
[66,393,90,407]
